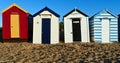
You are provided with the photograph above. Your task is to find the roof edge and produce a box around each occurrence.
[33,7,60,17]
[90,9,117,19]
[1,3,28,13]
[63,8,88,17]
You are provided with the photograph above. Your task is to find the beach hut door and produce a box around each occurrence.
[72,18,81,41]
[10,13,20,38]
[42,18,51,44]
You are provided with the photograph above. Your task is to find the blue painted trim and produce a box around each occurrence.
[33,7,60,17]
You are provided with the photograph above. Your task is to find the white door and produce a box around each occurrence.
[102,18,110,43]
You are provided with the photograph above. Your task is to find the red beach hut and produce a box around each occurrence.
[2,3,29,41]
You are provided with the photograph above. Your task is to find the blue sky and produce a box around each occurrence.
[0,0,120,27]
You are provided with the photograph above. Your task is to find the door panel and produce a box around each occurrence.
[102,18,110,42]
[42,18,51,44]
[72,18,81,41]
[10,14,20,38]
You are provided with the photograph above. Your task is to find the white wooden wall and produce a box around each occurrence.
[33,10,59,44]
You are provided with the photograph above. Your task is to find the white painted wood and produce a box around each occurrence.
[81,17,90,42]
[33,10,59,44]
[64,18,73,43]
[102,19,110,43]
[50,17,59,44]
[33,15,42,44]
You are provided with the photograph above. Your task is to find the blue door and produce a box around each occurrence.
[42,18,51,44]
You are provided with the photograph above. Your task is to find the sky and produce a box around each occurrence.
[0,0,120,27]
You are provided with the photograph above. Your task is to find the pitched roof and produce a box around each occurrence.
[1,3,28,13]
[33,7,60,17]
[90,9,117,19]
[64,8,88,17]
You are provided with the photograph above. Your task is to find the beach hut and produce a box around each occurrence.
[2,3,29,41]
[28,14,33,42]
[117,14,120,42]
[64,8,90,43]
[33,7,60,44]
[90,9,118,43]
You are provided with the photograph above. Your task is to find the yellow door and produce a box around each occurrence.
[10,14,20,38]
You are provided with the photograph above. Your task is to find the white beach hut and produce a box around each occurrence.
[33,7,60,44]
[64,8,90,43]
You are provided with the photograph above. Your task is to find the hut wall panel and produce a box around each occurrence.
[64,18,73,43]
[33,15,42,44]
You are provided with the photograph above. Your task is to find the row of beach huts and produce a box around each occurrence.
[1,3,120,44]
